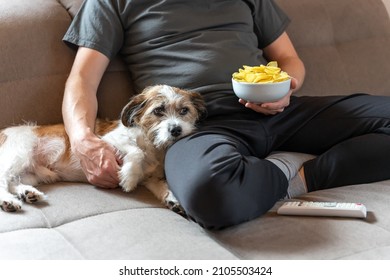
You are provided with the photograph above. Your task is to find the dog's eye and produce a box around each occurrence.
[179,107,189,115]
[153,106,165,116]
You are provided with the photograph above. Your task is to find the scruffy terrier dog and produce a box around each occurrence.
[0,85,206,214]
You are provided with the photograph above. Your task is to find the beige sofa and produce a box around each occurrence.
[0,0,389,259]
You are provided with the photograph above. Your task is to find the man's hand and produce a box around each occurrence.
[241,30,306,115]
[72,133,122,189]
[239,77,297,115]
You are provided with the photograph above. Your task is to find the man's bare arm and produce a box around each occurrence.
[62,47,121,188]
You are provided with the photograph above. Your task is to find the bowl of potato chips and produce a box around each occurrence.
[232,61,291,103]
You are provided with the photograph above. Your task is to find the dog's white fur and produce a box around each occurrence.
[0,85,206,212]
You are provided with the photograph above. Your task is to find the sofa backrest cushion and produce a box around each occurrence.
[0,0,389,128]
[276,0,390,96]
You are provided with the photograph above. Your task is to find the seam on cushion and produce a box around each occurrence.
[321,1,336,46]
[56,0,73,20]
[335,242,390,260]
[0,207,53,234]
[51,205,165,228]
[205,234,244,259]
[37,207,53,229]
[312,2,352,92]
[327,197,390,260]
[0,227,86,259]
[0,67,128,85]
[0,206,164,234]
[321,3,354,91]
[53,208,241,259]
[52,227,86,259]
[364,215,390,235]
[0,72,69,85]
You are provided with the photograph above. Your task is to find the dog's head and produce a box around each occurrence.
[121,85,207,149]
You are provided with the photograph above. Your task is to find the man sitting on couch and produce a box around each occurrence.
[62,0,390,229]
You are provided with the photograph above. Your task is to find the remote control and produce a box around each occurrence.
[277,201,367,218]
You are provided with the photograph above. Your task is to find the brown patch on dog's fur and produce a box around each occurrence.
[33,124,71,161]
[33,124,68,138]
[0,131,7,146]
[32,120,119,162]
[95,119,119,136]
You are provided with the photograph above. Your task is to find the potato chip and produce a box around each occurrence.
[232,61,290,83]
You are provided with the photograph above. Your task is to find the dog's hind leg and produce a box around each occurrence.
[0,174,23,212]
[144,177,187,217]
[0,187,22,212]
[0,126,42,211]
[164,189,187,218]
[9,182,47,204]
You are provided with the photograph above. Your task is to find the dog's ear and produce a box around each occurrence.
[120,94,147,127]
[191,91,208,122]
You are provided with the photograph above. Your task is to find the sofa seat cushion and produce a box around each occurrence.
[0,183,238,260]
[212,180,390,259]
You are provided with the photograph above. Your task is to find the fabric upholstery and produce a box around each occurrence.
[278,0,390,96]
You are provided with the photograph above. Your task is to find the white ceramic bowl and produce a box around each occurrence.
[232,78,291,103]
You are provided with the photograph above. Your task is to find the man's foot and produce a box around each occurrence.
[286,167,308,198]
[265,151,315,198]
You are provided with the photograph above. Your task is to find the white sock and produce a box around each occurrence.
[266,151,316,198]
[287,170,307,198]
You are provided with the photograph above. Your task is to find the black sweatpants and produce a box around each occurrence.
[165,94,390,229]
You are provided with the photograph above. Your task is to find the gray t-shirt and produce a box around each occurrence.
[63,0,290,116]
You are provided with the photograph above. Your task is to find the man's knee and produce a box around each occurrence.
[165,138,247,229]
[164,133,283,229]
[170,171,252,229]
[166,151,272,229]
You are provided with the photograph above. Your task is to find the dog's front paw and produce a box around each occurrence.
[119,162,142,192]
[120,177,138,192]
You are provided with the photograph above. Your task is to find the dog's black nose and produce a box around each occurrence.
[170,126,182,137]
